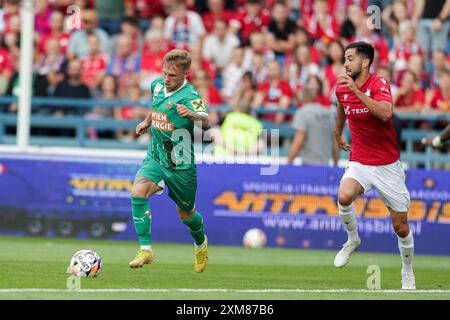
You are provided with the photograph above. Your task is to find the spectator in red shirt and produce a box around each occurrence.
[428,70,450,113]
[124,0,167,32]
[301,0,340,52]
[391,22,422,84]
[38,11,70,55]
[0,38,13,95]
[230,0,271,44]
[252,60,294,125]
[80,34,108,92]
[202,0,235,34]
[394,69,426,113]
[140,29,169,93]
[0,0,20,34]
[286,44,319,91]
[322,40,345,102]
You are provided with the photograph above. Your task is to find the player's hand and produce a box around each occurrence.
[337,73,357,93]
[136,120,150,136]
[176,104,195,119]
[335,132,351,151]
[421,135,442,149]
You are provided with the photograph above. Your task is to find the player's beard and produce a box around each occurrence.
[349,66,362,81]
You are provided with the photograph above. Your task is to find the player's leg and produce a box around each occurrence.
[176,206,208,273]
[390,208,415,290]
[334,162,372,268]
[373,161,414,289]
[129,160,164,268]
[165,167,208,272]
[334,177,365,267]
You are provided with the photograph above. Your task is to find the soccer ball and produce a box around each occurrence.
[68,250,102,278]
[243,228,267,249]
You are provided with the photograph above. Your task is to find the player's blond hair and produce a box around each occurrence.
[163,49,192,71]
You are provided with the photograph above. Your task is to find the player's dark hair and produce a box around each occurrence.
[345,41,375,68]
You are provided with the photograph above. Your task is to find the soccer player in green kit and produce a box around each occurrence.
[129,49,210,273]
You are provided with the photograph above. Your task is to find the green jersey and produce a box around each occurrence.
[147,77,208,170]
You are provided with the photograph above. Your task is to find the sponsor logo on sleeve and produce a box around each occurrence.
[190,98,206,112]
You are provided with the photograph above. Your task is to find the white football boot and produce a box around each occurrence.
[334,236,361,268]
[401,271,416,290]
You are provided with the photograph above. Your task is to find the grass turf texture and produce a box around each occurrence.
[0,236,449,300]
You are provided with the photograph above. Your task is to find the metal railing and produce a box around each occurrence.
[0,96,448,169]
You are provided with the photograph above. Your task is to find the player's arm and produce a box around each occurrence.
[422,124,450,148]
[338,73,393,122]
[136,111,152,136]
[176,104,211,130]
[334,102,351,151]
[287,130,306,164]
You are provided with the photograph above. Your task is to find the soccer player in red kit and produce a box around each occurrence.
[334,42,415,290]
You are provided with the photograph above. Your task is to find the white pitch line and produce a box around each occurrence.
[0,288,449,294]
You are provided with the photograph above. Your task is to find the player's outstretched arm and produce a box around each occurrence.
[334,102,351,151]
[422,124,450,148]
[176,104,211,130]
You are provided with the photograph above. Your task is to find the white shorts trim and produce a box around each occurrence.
[341,161,411,212]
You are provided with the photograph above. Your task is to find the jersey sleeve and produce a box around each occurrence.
[185,90,209,117]
[372,77,393,103]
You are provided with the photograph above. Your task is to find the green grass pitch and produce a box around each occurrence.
[0,236,449,300]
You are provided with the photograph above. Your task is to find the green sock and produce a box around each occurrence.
[182,211,205,246]
[131,196,151,245]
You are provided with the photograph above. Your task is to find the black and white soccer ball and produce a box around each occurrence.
[69,250,102,278]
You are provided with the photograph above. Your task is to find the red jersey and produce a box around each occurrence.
[303,14,340,44]
[336,74,399,165]
[396,89,425,108]
[430,89,450,111]
[258,79,294,121]
[140,48,167,73]
[230,7,271,42]
[202,10,235,33]
[39,33,71,54]
[126,0,166,18]
[0,47,13,73]
[80,53,108,89]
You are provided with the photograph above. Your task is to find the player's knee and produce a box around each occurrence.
[393,221,409,238]
[177,207,194,221]
[338,191,355,207]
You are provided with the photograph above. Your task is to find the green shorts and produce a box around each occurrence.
[135,156,197,212]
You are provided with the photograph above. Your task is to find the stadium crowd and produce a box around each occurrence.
[0,0,449,157]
